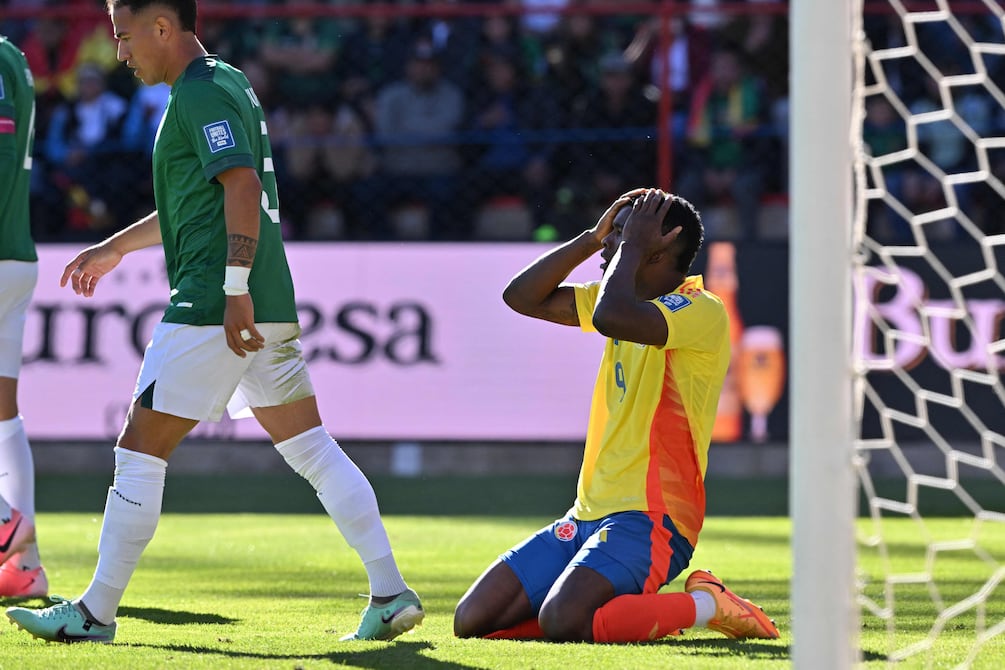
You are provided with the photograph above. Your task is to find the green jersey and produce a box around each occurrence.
[0,36,37,262]
[153,56,296,325]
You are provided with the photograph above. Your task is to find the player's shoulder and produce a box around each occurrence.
[656,275,723,313]
[0,36,26,69]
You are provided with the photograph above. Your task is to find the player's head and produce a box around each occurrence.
[610,192,704,274]
[106,0,200,87]
[106,1,197,33]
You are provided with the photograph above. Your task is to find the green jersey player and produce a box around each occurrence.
[0,35,47,599]
[6,1,422,644]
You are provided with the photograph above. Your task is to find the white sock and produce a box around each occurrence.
[0,416,40,568]
[692,590,717,627]
[79,447,167,624]
[0,416,34,518]
[275,426,408,598]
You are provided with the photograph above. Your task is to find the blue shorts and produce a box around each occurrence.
[501,510,695,613]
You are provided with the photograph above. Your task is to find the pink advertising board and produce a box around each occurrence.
[21,244,603,442]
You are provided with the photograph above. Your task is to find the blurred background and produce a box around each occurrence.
[3,0,793,244]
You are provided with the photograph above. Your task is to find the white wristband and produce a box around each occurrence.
[223,266,251,296]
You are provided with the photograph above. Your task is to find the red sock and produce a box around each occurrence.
[482,618,545,640]
[592,593,697,643]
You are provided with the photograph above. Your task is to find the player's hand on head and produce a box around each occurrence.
[589,187,648,244]
[224,294,265,358]
[60,243,124,297]
[622,188,681,253]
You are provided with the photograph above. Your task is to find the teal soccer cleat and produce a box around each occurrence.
[340,588,424,641]
[6,596,116,643]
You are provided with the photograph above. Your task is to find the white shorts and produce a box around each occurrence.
[133,321,316,422]
[0,261,38,379]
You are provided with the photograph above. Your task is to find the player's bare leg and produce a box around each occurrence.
[538,565,615,641]
[454,560,535,638]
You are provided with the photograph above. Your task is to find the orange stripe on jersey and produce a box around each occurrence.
[642,511,673,593]
[645,350,706,546]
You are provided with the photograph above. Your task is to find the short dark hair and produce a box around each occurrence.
[626,193,704,273]
[663,195,704,274]
[106,0,197,33]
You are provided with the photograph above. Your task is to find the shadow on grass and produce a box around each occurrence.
[129,639,477,669]
[657,636,790,660]
[118,606,238,626]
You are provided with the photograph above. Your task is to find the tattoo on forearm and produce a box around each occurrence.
[227,234,257,267]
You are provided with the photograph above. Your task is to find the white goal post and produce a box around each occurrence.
[790,1,858,668]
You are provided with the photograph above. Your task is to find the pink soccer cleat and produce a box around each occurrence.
[0,509,32,566]
[0,554,47,599]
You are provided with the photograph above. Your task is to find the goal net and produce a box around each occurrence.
[850,0,1005,665]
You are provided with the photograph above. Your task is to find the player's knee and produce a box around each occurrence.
[452,598,478,638]
[538,600,591,642]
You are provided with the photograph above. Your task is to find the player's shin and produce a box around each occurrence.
[274,426,407,597]
[80,446,166,625]
[591,592,697,643]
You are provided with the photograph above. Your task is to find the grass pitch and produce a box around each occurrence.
[0,474,999,669]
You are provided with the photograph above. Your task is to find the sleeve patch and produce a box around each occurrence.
[0,118,14,134]
[203,120,236,153]
[658,293,692,312]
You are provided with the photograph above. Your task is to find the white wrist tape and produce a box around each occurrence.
[222,266,251,296]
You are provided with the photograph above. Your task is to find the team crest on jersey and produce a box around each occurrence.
[0,75,5,100]
[554,521,578,542]
[203,120,236,153]
[659,293,692,312]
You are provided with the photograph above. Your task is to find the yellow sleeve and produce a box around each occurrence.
[653,291,729,352]
[573,281,601,333]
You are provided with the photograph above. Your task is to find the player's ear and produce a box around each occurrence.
[154,15,172,39]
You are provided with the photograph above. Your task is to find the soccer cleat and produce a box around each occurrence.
[6,596,116,643]
[340,588,424,641]
[0,555,48,598]
[0,509,33,566]
[685,569,780,639]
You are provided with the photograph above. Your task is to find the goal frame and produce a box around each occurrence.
[790,1,859,668]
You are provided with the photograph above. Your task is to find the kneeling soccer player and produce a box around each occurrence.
[453,189,779,643]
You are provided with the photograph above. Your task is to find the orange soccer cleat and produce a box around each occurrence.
[684,569,780,639]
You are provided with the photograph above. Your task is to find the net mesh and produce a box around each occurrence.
[851,0,1005,664]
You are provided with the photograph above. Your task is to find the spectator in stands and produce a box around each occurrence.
[122,83,168,159]
[335,13,414,106]
[198,0,264,68]
[463,44,558,237]
[419,0,483,90]
[119,82,169,226]
[258,0,342,111]
[676,45,768,240]
[623,5,713,143]
[279,96,377,241]
[351,39,465,240]
[562,52,658,238]
[42,63,131,237]
[719,0,789,194]
[20,5,121,198]
[0,0,43,44]
[903,65,992,239]
[474,11,545,82]
[861,96,909,242]
[541,2,623,107]
[20,4,118,103]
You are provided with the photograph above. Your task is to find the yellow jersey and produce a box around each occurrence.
[571,275,730,546]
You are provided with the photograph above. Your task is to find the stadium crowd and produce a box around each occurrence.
[5,0,1001,244]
